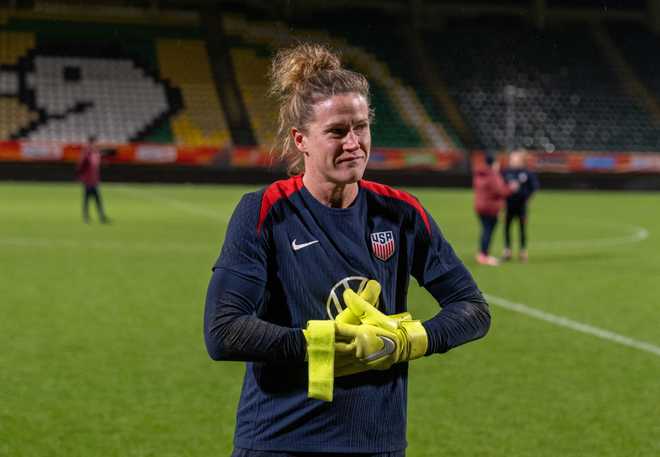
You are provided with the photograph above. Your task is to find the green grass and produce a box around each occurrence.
[1,182,658,457]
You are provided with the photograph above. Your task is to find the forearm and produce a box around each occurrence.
[204,268,306,363]
[421,266,491,354]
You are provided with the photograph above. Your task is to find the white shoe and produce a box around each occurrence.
[476,253,500,266]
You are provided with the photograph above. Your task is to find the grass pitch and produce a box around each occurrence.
[1,181,658,457]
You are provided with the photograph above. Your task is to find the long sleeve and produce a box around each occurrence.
[204,191,306,363]
[421,265,491,354]
[204,267,306,362]
[493,171,512,198]
[408,199,491,354]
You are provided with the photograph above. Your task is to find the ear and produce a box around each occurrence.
[292,127,308,154]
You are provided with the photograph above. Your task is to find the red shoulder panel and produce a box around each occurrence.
[257,175,303,233]
[359,179,431,235]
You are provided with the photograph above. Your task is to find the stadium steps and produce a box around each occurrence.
[202,12,257,146]
[403,25,471,149]
[320,18,460,150]
[229,46,278,148]
[342,43,452,149]
[156,38,232,147]
[591,24,660,126]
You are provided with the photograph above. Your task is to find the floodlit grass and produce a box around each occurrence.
[1,182,658,457]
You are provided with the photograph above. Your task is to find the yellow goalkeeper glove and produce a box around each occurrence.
[303,281,386,400]
[334,280,413,377]
[336,282,428,371]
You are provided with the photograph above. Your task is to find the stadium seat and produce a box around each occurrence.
[424,21,660,151]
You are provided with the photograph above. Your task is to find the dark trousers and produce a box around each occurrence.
[478,214,498,255]
[83,185,107,222]
[231,449,404,457]
[504,204,528,249]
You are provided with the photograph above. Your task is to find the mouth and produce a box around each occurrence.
[336,155,364,165]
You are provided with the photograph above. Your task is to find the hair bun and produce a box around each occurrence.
[270,43,341,98]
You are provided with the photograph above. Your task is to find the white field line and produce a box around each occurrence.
[533,225,649,250]
[0,237,214,253]
[452,223,649,253]
[2,184,230,253]
[486,293,660,358]
[116,187,651,251]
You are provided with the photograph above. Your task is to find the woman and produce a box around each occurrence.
[502,149,540,262]
[473,154,515,266]
[75,135,109,224]
[204,43,490,457]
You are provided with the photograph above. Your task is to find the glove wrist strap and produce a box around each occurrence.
[304,320,335,402]
[400,320,428,360]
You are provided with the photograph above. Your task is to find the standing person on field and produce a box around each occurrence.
[473,153,516,266]
[502,149,539,262]
[75,135,109,224]
[204,43,490,457]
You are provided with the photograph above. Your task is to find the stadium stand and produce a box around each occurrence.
[228,43,278,148]
[1,4,660,173]
[606,23,660,128]
[222,13,455,150]
[0,13,230,147]
[157,38,231,147]
[308,16,464,148]
[423,19,660,152]
[1,2,660,186]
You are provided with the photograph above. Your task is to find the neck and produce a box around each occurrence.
[302,175,359,208]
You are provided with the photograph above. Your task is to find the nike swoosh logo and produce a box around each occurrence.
[291,239,319,251]
[363,336,396,362]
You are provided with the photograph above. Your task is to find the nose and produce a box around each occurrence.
[343,129,360,151]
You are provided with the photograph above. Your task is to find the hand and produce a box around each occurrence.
[334,281,412,377]
[334,280,383,377]
[334,279,381,325]
[335,281,428,374]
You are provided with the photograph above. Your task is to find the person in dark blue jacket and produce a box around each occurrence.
[204,43,491,457]
[501,149,540,262]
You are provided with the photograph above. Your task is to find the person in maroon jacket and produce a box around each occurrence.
[75,135,109,224]
[472,154,517,266]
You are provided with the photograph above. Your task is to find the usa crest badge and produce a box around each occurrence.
[371,231,395,261]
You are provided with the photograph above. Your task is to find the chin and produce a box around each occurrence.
[334,165,365,184]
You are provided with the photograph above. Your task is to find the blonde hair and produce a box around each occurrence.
[269,43,372,175]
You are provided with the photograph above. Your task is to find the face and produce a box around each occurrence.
[293,92,371,185]
[510,151,526,168]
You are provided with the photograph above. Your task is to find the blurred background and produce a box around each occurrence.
[1,0,660,187]
[1,2,659,457]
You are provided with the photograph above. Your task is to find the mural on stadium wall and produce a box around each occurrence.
[0,38,183,144]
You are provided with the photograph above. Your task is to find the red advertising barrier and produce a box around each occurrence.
[229,146,466,170]
[0,141,222,165]
[473,150,660,173]
[3,141,660,173]
[0,141,467,170]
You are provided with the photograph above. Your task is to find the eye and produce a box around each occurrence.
[328,128,345,137]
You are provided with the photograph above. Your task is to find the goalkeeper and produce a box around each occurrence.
[204,42,490,457]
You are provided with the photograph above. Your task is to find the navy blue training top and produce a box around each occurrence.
[502,167,540,206]
[205,176,489,453]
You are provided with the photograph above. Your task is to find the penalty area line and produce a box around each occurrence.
[485,294,660,358]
